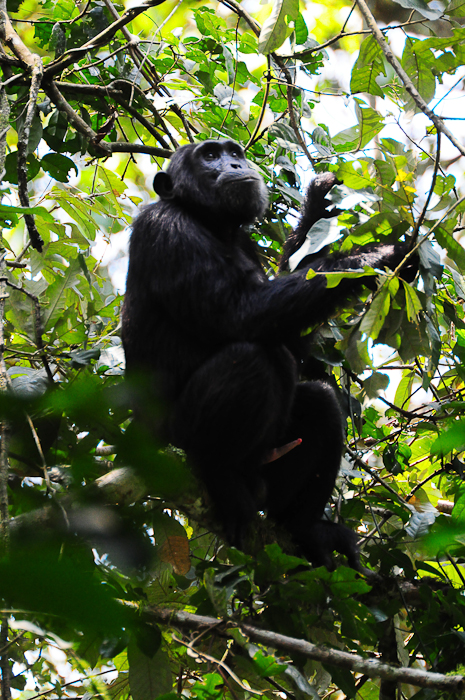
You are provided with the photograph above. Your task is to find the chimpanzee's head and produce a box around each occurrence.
[153,140,268,225]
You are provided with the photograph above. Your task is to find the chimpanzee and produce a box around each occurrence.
[122,139,413,569]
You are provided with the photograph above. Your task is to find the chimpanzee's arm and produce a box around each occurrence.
[279,173,342,272]
[132,204,409,344]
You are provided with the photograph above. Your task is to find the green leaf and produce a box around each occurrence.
[312,126,334,157]
[53,195,98,241]
[42,258,81,330]
[294,13,308,44]
[434,225,465,269]
[431,420,465,455]
[306,266,377,288]
[258,0,300,54]
[25,114,43,154]
[343,329,372,374]
[402,280,423,322]
[252,650,285,678]
[128,643,172,700]
[0,548,129,635]
[350,36,385,97]
[394,369,414,410]
[238,32,258,53]
[337,160,376,189]
[4,152,40,185]
[363,372,390,398]
[41,152,78,182]
[360,283,390,340]
[0,203,53,221]
[401,37,437,112]
[392,0,441,20]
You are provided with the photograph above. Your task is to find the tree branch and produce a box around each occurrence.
[17,59,44,252]
[0,250,11,700]
[0,7,44,251]
[108,142,172,158]
[45,80,172,159]
[145,607,465,692]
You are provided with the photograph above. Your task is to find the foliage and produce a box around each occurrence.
[1,0,465,697]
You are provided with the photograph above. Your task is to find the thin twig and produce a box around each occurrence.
[172,635,263,695]
[410,131,441,247]
[245,61,272,150]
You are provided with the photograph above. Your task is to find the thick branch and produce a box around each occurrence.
[354,0,465,158]
[108,142,172,158]
[148,608,464,692]
[45,80,107,146]
[57,79,171,148]
[45,81,172,159]
[0,8,44,250]
[17,58,44,252]
[0,253,11,700]
[0,253,10,551]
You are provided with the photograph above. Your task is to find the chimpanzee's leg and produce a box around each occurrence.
[263,381,359,569]
[171,342,296,547]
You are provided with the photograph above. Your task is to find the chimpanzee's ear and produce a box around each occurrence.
[153,171,174,199]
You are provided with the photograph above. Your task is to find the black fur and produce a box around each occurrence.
[122,140,410,569]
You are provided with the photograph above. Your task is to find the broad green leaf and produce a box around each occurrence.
[401,37,437,112]
[373,159,397,186]
[252,650,286,677]
[41,153,78,182]
[0,549,129,635]
[54,195,98,241]
[434,173,456,196]
[294,13,308,44]
[360,283,390,340]
[419,240,444,279]
[306,266,378,288]
[258,0,300,54]
[350,36,385,97]
[4,152,40,185]
[128,643,172,700]
[312,126,334,157]
[336,161,376,189]
[238,32,258,53]
[394,369,414,410]
[388,276,400,297]
[343,329,372,374]
[42,258,81,330]
[363,372,390,398]
[434,225,465,269]
[392,0,441,20]
[0,203,53,220]
[431,420,465,454]
[332,104,384,152]
[402,280,423,322]
[355,101,385,148]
